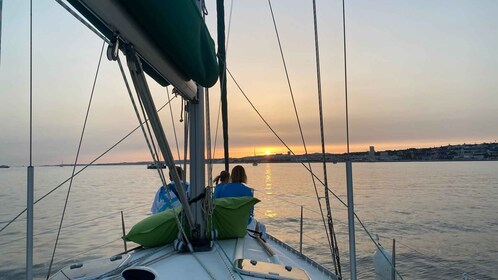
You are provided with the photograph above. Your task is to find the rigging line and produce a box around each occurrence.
[227,66,399,275]
[260,218,326,246]
[27,2,34,277]
[341,0,351,154]
[353,212,404,279]
[134,75,163,166]
[117,55,189,245]
[226,0,234,51]
[267,0,322,206]
[0,99,176,235]
[227,66,351,213]
[55,237,123,268]
[217,0,230,171]
[215,241,244,279]
[252,191,346,226]
[227,67,398,269]
[212,0,233,161]
[227,23,337,255]
[0,204,148,247]
[226,67,333,190]
[46,40,106,279]
[167,87,181,161]
[395,241,478,280]
[117,55,168,188]
[268,0,338,273]
[205,89,216,229]
[29,0,32,166]
[311,187,403,278]
[55,0,108,44]
[227,63,342,272]
[311,0,341,275]
[205,88,214,189]
[212,98,222,160]
[183,103,189,178]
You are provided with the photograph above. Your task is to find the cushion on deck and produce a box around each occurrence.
[124,207,181,247]
[212,197,260,239]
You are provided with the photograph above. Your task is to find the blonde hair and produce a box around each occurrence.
[230,165,247,183]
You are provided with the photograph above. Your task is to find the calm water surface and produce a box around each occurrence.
[0,162,497,279]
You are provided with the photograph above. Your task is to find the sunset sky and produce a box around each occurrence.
[1,0,497,166]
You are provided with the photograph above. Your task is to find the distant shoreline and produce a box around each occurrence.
[5,142,497,167]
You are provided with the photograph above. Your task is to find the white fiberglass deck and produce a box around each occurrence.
[51,233,336,280]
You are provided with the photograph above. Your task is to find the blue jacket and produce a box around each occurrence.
[151,181,190,214]
[214,182,253,198]
[214,182,254,223]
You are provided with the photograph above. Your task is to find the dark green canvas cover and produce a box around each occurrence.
[124,207,181,248]
[212,197,260,239]
[67,0,218,88]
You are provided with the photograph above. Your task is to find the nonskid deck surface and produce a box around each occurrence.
[50,234,336,280]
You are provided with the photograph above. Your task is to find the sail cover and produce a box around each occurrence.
[67,0,219,98]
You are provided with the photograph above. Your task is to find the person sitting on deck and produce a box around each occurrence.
[213,170,230,188]
[214,165,266,239]
[214,165,254,221]
[214,165,253,199]
[150,166,190,214]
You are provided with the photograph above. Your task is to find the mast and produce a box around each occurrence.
[217,0,229,171]
[189,85,207,242]
[61,0,219,249]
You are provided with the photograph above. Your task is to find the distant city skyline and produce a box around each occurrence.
[1,0,497,166]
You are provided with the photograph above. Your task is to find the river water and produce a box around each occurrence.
[0,162,497,279]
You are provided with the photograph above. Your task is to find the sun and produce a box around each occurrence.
[265,150,271,156]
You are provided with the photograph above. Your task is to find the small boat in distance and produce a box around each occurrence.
[147,162,166,169]
[252,147,258,166]
[0,165,10,168]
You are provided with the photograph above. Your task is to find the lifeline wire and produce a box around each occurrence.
[46,40,106,279]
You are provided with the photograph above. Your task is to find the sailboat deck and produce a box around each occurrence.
[51,233,336,280]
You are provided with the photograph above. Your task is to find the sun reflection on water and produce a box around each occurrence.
[263,164,277,217]
[265,209,277,218]
[264,163,272,195]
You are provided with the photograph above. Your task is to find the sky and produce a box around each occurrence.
[0,0,497,166]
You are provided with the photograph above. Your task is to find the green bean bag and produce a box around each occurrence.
[212,197,260,239]
[124,207,181,247]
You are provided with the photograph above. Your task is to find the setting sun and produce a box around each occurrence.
[265,150,271,155]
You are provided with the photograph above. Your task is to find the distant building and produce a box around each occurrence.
[369,146,376,161]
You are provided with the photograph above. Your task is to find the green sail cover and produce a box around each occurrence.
[67,0,218,88]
